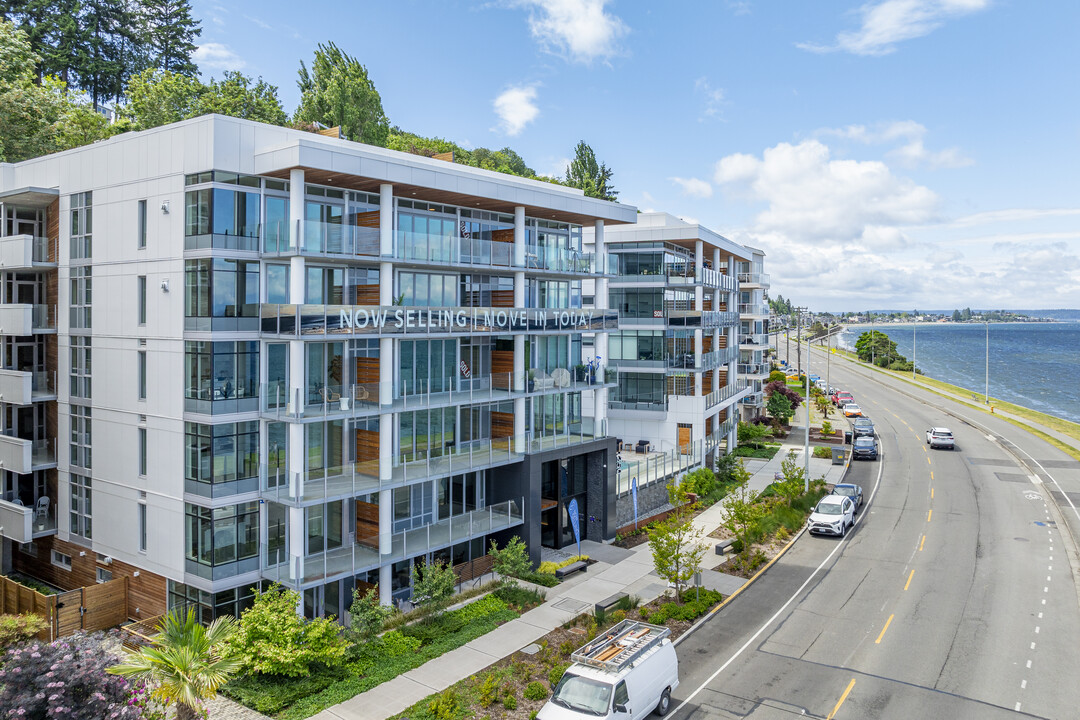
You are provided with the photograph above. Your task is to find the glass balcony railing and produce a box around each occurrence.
[739,303,768,316]
[184,231,260,251]
[704,380,750,410]
[666,310,740,329]
[261,498,525,587]
[32,437,56,467]
[738,272,770,287]
[260,370,617,421]
[737,363,769,376]
[739,333,769,346]
[32,304,55,331]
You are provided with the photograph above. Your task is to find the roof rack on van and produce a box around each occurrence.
[571,620,671,673]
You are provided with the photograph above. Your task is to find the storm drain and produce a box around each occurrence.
[552,598,590,614]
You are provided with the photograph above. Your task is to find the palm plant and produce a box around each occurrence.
[108,607,241,720]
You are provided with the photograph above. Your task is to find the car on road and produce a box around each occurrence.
[842,403,863,417]
[832,483,864,511]
[808,495,856,537]
[852,435,878,460]
[851,417,875,437]
[834,391,854,407]
[926,427,955,450]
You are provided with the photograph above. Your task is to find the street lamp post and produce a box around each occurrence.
[796,306,810,489]
[912,311,917,380]
[985,320,990,404]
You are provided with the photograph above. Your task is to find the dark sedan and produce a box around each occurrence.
[852,417,875,438]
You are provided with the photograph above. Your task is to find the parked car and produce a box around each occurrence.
[842,403,863,417]
[851,417,875,437]
[833,483,864,510]
[807,495,856,537]
[852,435,878,460]
[834,392,854,407]
[926,427,955,450]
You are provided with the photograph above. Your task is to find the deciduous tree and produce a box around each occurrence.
[410,558,457,613]
[648,481,706,601]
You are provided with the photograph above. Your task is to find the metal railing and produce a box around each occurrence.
[32,304,55,330]
[739,333,769,346]
[704,380,750,410]
[261,498,525,587]
[738,303,768,316]
[737,272,770,287]
[737,363,769,376]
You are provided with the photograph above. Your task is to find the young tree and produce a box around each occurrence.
[347,586,393,643]
[774,450,806,506]
[489,535,531,583]
[199,71,288,125]
[142,0,200,75]
[410,558,457,613]
[565,140,617,200]
[721,481,766,554]
[295,42,390,146]
[123,67,201,128]
[648,481,706,601]
[737,420,772,447]
[766,391,793,426]
[109,607,240,720]
[226,584,347,678]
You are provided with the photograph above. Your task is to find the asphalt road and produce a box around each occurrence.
[668,346,1080,719]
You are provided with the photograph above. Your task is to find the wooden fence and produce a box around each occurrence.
[0,574,129,641]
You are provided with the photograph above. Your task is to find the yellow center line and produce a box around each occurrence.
[930,471,934,481]
[826,678,857,720]
[876,614,895,644]
[919,535,926,552]
[931,487,934,498]
[927,509,932,522]
[923,445,928,453]
[905,569,915,591]
[927,457,932,466]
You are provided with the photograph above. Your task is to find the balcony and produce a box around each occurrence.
[737,363,769,377]
[738,272,770,288]
[0,434,52,474]
[739,333,769,347]
[704,380,751,410]
[184,232,260,252]
[260,369,618,422]
[739,303,768,317]
[0,369,55,405]
[666,310,740,329]
[0,234,54,269]
[261,498,525,587]
[664,346,739,371]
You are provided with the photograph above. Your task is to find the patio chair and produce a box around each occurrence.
[320,386,341,403]
[34,495,49,523]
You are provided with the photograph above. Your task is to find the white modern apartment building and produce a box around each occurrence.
[582,214,755,513]
[735,247,771,420]
[0,114,636,621]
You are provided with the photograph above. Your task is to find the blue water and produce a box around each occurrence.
[836,323,1080,423]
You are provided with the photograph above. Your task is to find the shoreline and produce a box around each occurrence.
[838,320,1064,329]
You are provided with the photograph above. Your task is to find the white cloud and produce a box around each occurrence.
[798,0,990,56]
[818,120,972,169]
[493,85,540,136]
[669,176,713,199]
[193,42,246,71]
[541,157,572,180]
[727,1,752,16]
[244,14,272,30]
[638,191,656,214]
[714,139,939,246]
[948,208,1080,228]
[509,0,628,63]
[695,77,725,120]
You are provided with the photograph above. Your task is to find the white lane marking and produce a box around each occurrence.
[1044,587,1049,592]
[1016,702,1023,712]
[1048,576,1052,581]
[1042,599,1047,605]
[1021,680,1027,689]
[1038,612,1043,619]
[1035,626,1040,634]
[1030,642,1036,650]
[1026,660,1033,668]
[670,444,886,717]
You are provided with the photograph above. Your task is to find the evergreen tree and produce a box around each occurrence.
[565,140,617,201]
[142,0,199,75]
[295,42,389,146]
[952,309,962,322]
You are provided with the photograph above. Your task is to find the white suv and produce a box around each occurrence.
[808,495,855,537]
[926,427,955,450]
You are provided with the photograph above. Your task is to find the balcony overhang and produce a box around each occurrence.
[253,137,638,227]
[0,186,58,208]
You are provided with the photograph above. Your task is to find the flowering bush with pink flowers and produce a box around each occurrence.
[0,631,142,719]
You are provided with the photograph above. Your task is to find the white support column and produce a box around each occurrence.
[713,248,721,272]
[514,397,526,453]
[593,219,608,434]
[594,219,605,274]
[694,329,703,395]
[695,240,704,276]
[728,254,739,395]
[513,206,526,267]
[290,169,305,252]
[379,184,393,257]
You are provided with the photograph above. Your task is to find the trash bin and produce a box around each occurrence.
[832,447,846,465]
[844,431,853,444]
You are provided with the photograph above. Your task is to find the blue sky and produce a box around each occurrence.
[191,1,1080,312]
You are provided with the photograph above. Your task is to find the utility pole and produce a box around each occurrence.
[785,317,791,368]
[826,326,831,394]
[796,312,802,373]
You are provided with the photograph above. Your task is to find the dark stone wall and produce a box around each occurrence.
[614,478,674,529]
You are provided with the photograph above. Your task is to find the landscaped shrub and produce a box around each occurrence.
[380,630,423,657]
[537,555,590,575]
[222,665,348,714]
[494,583,546,608]
[429,688,461,720]
[812,446,832,458]
[524,680,548,700]
[0,612,48,648]
[0,631,142,719]
[6,572,58,595]
[502,691,518,709]
[478,672,500,706]
[548,662,571,687]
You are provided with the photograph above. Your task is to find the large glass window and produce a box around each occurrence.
[266,264,289,304]
[614,372,665,407]
[264,195,290,252]
[168,580,259,624]
[69,266,91,330]
[184,341,259,414]
[70,336,91,399]
[399,271,456,306]
[185,258,259,330]
[184,188,259,250]
[306,501,343,554]
[305,420,345,478]
[609,330,664,362]
[185,502,260,580]
[305,266,344,305]
[185,421,260,496]
[399,407,456,461]
[305,201,343,253]
[398,339,455,396]
[398,212,454,262]
[70,405,91,469]
[70,191,92,260]
[69,473,91,541]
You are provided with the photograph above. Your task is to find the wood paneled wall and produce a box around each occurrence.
[702,372,713,395]
[491,411,514,439]
[491,350,514,389]
[491,228,514,244]
[355,501,379,547]
[354,211,380,228]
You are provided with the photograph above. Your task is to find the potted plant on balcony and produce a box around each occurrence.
[528,368,536,392]
[574,364,588,383]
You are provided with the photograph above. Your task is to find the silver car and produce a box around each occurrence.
[926,427,955,450]
[807,495,855,537]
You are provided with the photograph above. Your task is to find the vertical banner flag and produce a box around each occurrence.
[568,498,581,558]
[632,477,639,529]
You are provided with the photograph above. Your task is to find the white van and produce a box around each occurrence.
[538,620,679,720]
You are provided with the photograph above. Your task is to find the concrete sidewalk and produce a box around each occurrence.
[313,439,847,720]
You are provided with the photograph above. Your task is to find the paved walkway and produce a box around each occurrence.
[313,438,847,720]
